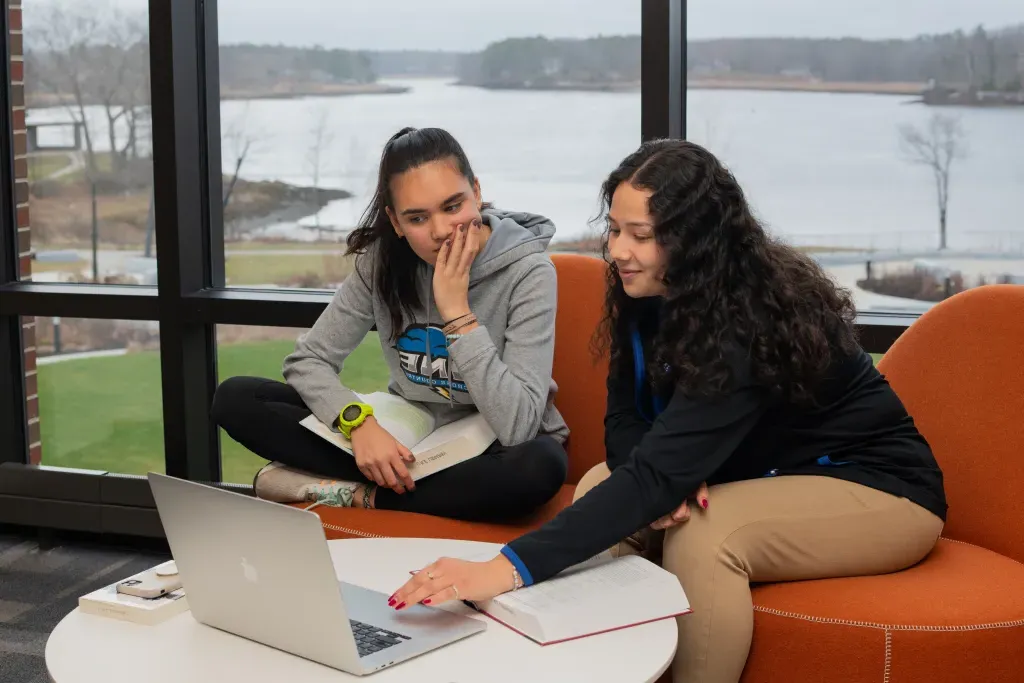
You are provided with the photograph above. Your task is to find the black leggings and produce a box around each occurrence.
[210,376,569,523]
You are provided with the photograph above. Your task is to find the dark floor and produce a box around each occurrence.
[0,525,170,683]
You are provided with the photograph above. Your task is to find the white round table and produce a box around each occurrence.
[46,537,677,683]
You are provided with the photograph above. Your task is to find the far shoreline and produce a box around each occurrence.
[26,83,412,109]
[687,78,925,96]
[457,78,926,97]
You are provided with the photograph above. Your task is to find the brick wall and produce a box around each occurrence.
[9,0,41,464]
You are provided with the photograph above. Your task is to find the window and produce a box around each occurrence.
[686,2,1024,314]
[21,1,155,285]
[215,0,641,289]
[0,0,703,533]
[27,316,164,474]
[215,324,391,483]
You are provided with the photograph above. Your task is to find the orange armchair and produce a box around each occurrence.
[300,253,609,543]
[739,285,1024,683]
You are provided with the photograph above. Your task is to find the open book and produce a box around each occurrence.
[299,392,496,481]
[468,552,691,645]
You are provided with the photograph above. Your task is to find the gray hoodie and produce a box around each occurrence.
[282,208,570,447]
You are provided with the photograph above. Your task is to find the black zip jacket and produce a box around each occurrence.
[499,343,947,587]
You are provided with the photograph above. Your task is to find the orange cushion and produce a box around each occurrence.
[548,253,610,484]
[877,285,1024,563]
[741,538,1024,682]
[295,484,575,543]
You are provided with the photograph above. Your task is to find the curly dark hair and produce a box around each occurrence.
[594,138,859,404]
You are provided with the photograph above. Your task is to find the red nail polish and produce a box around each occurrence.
[395,602,406,610]
[388,598,396,606]
[422,599,431,605]
[701,499,709,509]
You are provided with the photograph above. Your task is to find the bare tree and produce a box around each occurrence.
[90,16,149,173]
[898,113,968,251]
[306,106,335,239]
[27,2,148,177]
[220,104,263,241]
[222,107,255,200]
[27,1,149,279]
[28,6,101,179]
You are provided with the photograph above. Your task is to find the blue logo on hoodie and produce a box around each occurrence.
[394,324,467,399]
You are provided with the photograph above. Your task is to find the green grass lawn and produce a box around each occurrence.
[224,252,355,287]
[27,153,75,182]
[36,333,391,483]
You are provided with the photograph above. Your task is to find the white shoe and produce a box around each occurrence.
[253,462,360,507]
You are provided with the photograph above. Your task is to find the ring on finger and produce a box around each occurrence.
[452,584,460,601]
[426,571,435,580]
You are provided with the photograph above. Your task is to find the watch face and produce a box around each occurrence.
[342,405,362,422]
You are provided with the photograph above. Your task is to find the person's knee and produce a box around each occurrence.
[573,462,611,503]
[510,438,568,503]
[528,440,569,493]
[210,375,260,430]
[661,507,723,576]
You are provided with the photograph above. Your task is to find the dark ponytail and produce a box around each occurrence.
[346,127,480,340]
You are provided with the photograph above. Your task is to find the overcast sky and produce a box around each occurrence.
[94,0,1022,50]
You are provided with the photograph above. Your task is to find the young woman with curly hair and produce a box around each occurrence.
[390,139,947,683]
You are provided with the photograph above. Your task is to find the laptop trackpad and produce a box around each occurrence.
[340,582,485,638]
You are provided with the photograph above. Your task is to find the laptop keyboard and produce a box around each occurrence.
[350,619,411,657]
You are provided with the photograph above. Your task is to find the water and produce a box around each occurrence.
[29,77,1024,251]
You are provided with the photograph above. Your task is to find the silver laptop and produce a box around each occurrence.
[147,472,485,675]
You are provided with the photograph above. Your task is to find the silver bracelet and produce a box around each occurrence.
[511,567,523,591]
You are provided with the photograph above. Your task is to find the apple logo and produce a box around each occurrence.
[240,557,259,584]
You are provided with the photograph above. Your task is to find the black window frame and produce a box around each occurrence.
[0,0,915,537]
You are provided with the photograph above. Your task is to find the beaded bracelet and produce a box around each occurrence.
[511,567,523,591]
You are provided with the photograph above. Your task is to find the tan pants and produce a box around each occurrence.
[573,464,944,683]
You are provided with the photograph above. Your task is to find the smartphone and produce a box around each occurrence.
[115,561,182,599]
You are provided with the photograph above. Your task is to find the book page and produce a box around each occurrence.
[496,554,657,613]
[360,392,435,450]
[404,413,496,480]
[487,555,690,643]
[468,553,689,644]
[412,412,495,455]
[299,414,353,453]
[297,392,434,453]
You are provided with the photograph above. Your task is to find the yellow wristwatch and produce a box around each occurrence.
[337,402,373,439]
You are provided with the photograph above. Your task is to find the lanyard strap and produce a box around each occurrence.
[631,322,665,423]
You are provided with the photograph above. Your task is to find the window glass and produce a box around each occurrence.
[28,315,164,474]
[687,2,1024,314]
[216,0,641,289]
[23,1,155,285]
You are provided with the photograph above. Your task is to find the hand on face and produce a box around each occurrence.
[432,218,483,322]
